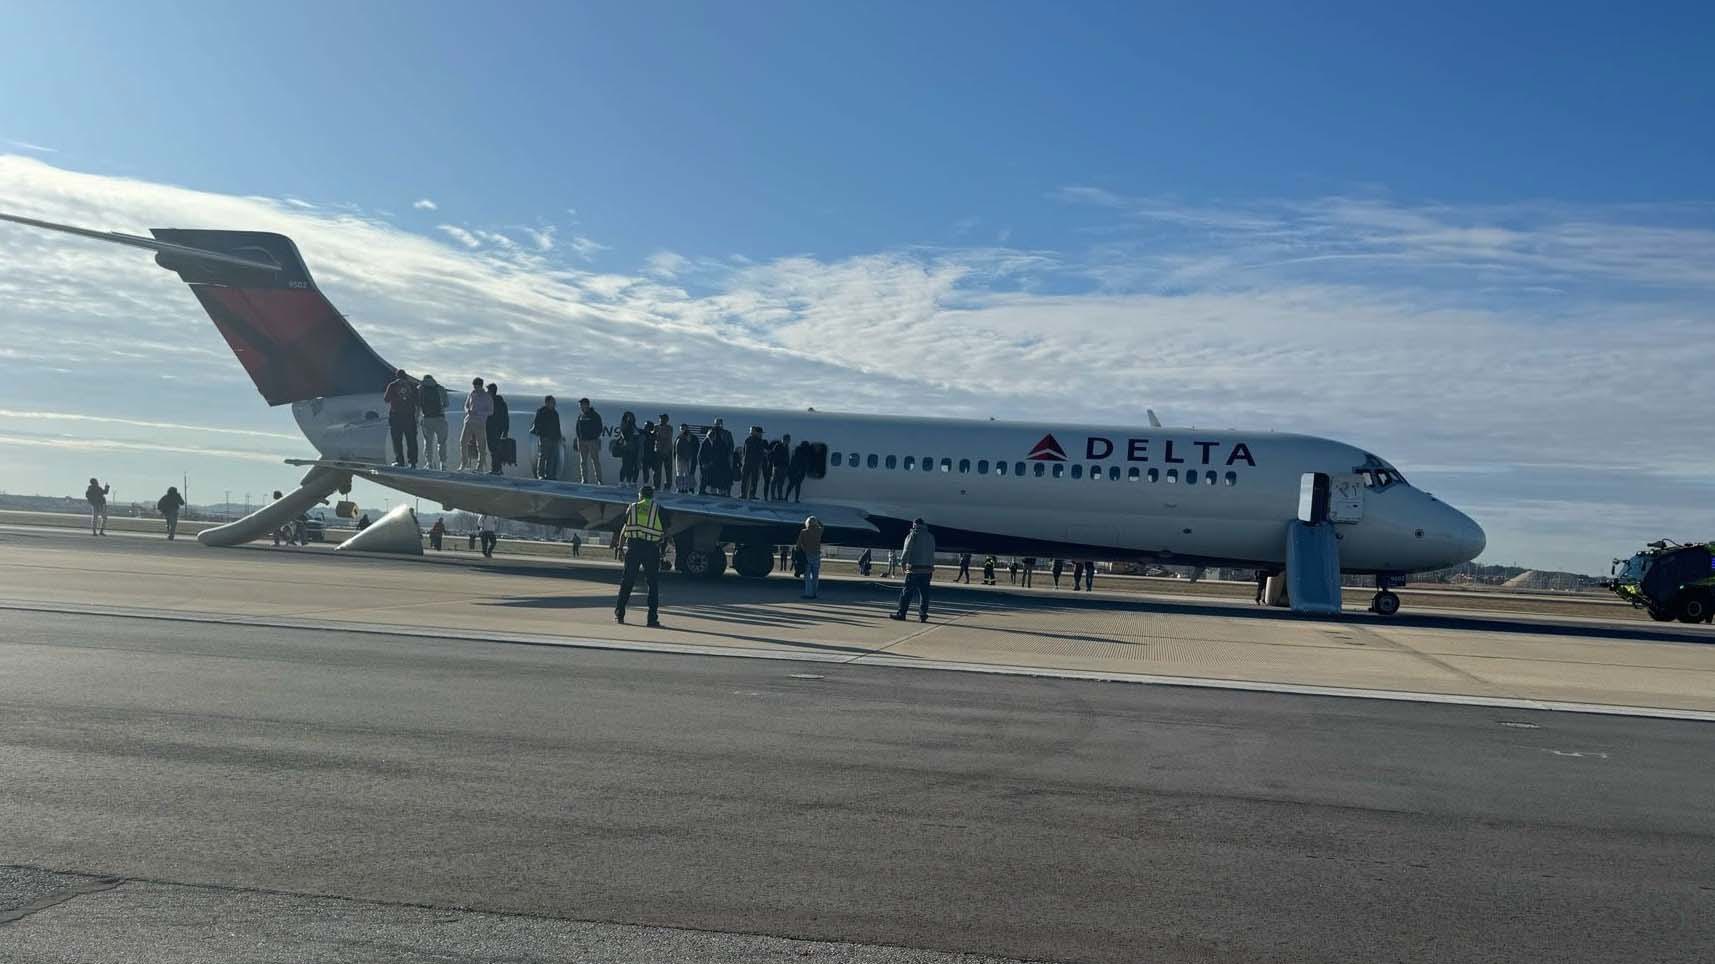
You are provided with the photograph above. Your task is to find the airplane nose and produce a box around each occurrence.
[1446,505,1486,563]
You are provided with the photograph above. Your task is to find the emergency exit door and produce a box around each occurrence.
[1298,472,1330,524]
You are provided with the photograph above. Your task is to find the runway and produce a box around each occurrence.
[2,528,1714,961]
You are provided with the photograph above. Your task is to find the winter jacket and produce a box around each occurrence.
[901,524,937,571]
[465,389,493,421]
[575,408,604,442]
[383,377,417,416]
[795,519,824,557]
[675,431,700,468]
[418,379,448,418]
[530,406,561,439]
[743,434,768,468]
[487,394,509,437]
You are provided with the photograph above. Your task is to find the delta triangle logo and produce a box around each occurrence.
[1027,433,1067,461]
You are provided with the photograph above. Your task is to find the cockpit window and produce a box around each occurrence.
[1356,454,1408,489]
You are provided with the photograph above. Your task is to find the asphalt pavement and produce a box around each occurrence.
[2,608,1713,962]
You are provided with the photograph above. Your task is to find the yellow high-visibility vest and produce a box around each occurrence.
[622,499,665,542]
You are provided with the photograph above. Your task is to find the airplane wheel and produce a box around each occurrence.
[683,547,728,578]
[1676,592,1711,624]
[732,543,775,578]
[1371,590,1401,616]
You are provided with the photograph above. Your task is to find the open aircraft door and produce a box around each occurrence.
[1328,474,1365,523]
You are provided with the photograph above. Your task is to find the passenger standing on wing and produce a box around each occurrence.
[769,434,792,500]
[796,516,824,599]
[485,383,510,476]
[383,369,419,468]
[574,398,604,484]
[699,418,733,495]
[85,478,109,535]
[890,518,937,622]
[654,414,674,488]
[614,484,668,627]
[956,552,972,584]
[461,378,493,472]
[742,426,767,499]
[674,424,698,493]
[417,374,449,470]
[637,417,656,487]
[759,437,775,500]
[785,440,810,502]
[616,411,640,485]
[530,395,563,480]
[156,486,185,541]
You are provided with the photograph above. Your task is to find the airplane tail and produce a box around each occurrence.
[148,229,396,406]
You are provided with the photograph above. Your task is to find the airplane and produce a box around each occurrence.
[0,213,1486,615]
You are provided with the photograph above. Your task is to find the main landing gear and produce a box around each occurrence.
[1369,574,1405,616]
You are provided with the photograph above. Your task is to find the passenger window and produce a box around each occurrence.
[885,454,897,470]
[1148,468,1160,483]
[977,459,989,474]
[831,451,841,467]
[958,458,970,474]
[1205,471,1216,485]
[1127,467,1140,481]
[1109,466,1121,481]
[922,457,933,472]
[903,456,915,470]
[867,453,878,469]
[1224,471,1237,486]
[1052,463,1065,478]
[808,443,828,478]
[1033,462,1045,477]
[1184,470,1198,485]
[940,458,952,472]
[1166,469,1178,483]
[1071,465,1082,479]
[848,452,859,467]
[995,460,1008,476]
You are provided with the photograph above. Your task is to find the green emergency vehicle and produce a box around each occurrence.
[1605,540,1715,624]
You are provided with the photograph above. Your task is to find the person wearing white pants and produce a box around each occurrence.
[459,376,492,472]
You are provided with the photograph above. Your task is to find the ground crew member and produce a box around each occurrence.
[615,484,668,627]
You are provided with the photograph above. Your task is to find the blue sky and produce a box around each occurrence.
[2,2,1713,572]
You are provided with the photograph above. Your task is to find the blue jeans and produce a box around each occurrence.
[897,570,932,618]
[803,555,821,597]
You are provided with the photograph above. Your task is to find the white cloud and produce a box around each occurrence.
[5,140,57,153]
[1,155,1713,571]
[413,198,438,211]
[435,224,481,248]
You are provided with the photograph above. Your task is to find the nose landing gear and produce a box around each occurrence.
[1369,590,1401,616]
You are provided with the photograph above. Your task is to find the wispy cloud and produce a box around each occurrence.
[435,224,480,248]
[5,139,57,154]
[412,198,438,211]
[2,155,1713,571]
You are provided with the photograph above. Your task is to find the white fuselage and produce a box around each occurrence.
[295,393,1485,573]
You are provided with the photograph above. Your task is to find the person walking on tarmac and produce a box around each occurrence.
[1052,558,1065,589]
[890,518,937,622]
[429,518,445,550]
[741,426,768,499]
[796,516,824,598]
[956,552,972,584]
[156,485,185,540]
[574,398,605,484]
[85,478,110,535]
[615,484,669,627]
[383,369,419,467]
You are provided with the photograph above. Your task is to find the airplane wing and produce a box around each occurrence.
[286,459,879,534]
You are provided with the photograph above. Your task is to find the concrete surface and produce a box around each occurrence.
[0,526,1711,716]
[2,607,1714,963]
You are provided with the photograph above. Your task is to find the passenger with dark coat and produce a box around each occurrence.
[638,419,656,486]
[674,424,699,493]
[654,414,673,488]
[85,478,110,535]
[417,374,450,469]
[383,369,419,467]
[785,440,811,502]
[1053,558,1065,589]
[616,411,640,485]
[428,518,445,550]
[956,552,972,584]
[699,418,734,495]
[529,395,563,480]
[156,486,185,540]
[768,434,792,500]
[1082,560,1097,591]
[741,426,768,499]
[574,398,605,484]
[485,383,510,475]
